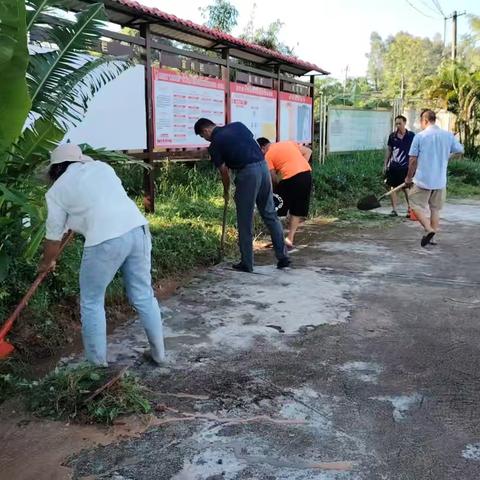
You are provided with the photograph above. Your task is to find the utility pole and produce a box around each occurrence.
[446,10,466,61]
[452,10,458,60]
[343,65,349,105]
[443,17,446,48]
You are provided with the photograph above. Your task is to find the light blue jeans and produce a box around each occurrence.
[79,226,165,365]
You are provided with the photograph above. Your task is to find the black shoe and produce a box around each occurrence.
[421,231,435,247]
[232,262,253,273]
[277,257,291,269]
[389,210,398,217]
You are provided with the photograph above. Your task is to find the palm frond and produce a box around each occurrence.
[26,0,62,31]
[27,2,107,109]
[79,144,152,170]
[16,117,64,167]
[3,117,63,177]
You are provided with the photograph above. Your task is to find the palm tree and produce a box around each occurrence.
[0,0,132,278]
[428,61,480,158]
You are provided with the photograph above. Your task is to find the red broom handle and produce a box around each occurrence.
[0,231,74,340]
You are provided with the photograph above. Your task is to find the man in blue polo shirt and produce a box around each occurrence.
[194,118,290,272]
[384,115,415,217]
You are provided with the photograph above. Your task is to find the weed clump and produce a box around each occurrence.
[1,364,151,424]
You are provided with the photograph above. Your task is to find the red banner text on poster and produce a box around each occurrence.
[279,92,313,105]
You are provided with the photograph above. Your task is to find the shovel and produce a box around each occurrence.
[0,231,74,359]
[357,183,407,211]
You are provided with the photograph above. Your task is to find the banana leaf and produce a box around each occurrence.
[0,0,31,153]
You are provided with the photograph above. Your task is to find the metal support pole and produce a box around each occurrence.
[140,23,155,213]
[275,65,281,142]
[322,99,327,163]
[310,75,315,149]
[222,48,231,125]
[318,93,323,164]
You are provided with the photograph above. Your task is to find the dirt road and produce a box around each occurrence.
[2,200,480,479]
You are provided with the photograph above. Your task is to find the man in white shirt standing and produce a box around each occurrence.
[38,144,165,366]
[405,110,464,247]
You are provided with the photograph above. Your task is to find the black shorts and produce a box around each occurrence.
[275,171,312,217]
[385,168,408,188]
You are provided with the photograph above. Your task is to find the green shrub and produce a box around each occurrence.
[312,151,384,214]
[448,159,480,186]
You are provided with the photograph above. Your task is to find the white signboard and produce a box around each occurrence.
[66,64,146,150]
[152,68,225,148]
[230,83,277,140]
[279,92,313,143]
[328,108,392,153]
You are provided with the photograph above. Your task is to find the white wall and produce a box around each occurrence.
[65,64,147,150]
[403,108,456,133]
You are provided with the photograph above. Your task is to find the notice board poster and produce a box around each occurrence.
[279,93,313,143]
[152,68,225,148]
[230,83,277,141]
[327,108,392,152]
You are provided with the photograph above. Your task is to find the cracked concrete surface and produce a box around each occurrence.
[2,200,480,480]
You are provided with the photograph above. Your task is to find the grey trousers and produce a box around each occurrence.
[234,161,287,270]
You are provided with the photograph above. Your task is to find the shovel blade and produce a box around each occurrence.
[0,340,15,359]
[357,195,381,211]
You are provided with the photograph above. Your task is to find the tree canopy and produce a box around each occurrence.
[199,0,239,34]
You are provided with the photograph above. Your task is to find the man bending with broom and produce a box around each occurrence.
[194,118,290,273]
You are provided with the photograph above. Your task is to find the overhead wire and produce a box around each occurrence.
[403,0,439,19]
[416,0,443,16]
[431,0,446,18]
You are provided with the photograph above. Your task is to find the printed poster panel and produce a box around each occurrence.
[152,68,225,148]
[279,92,313,143]
[327,108,392,152]
[230,83,277,141]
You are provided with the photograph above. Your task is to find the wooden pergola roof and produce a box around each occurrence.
[69,0,329,76]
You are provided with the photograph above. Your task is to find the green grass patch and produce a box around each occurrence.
[447,159,480,197]
[311,151,385,216]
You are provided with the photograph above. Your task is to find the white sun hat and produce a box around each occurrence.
[49,144,94,165]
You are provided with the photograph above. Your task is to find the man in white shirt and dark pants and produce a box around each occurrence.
[38,144,165,366]
[406,109,464,247]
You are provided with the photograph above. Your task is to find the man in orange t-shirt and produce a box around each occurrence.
[257,138,312,248]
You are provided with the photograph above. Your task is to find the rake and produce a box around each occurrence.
[0,231,74,359]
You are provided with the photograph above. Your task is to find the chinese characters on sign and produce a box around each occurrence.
[152,68,313,149]
[152,68,225,148]
[230,83,277,141]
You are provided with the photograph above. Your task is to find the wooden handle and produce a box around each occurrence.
[219,199,228,254]
[0,231,74,340]
[378,183,407,200]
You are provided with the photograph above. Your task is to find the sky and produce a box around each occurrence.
[135,0,479,79]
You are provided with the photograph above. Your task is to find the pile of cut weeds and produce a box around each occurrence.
[0,364,151,424]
